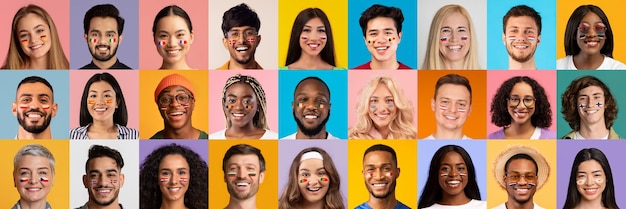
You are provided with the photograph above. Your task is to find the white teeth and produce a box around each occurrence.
[308,44,319,47]
[586,41,599,46]
[304,115,318,119]
[236,183,249,187]
[376,47,388,50]
[168,187,180,191]
[167,50,180,54]
[27,188,41,191]
[516,188,528,192]
[233,113,245,117]
[444,116,457,120]
[97,189,111,193]
[514,45,528,49]
[98,47,108,50]
[307,187,321,191]
[447,46,461,50]
[170,112,183,116]
[236,46,248,51]
[31,44,42,49]
[586,110,598,114]
[447,181,460,185]
[95,108,106,112]
[27,114,42,118]
[373,183,386,187]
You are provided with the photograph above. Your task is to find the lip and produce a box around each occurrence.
[307,43,321,50]
[30,43,44,50]
[231,112,246,120]
[235,45,249,53]
[374,112,390,120]
[374,46,389,54]
[235,182,250,191]
[583,188,599,195]
[446,45,463,51]
[513,187,531,195]
[25,187,42,192]
[444,115,458,120]
[166,110,186,121]
[583,39,600,47]
[165,49,182,57]
[513,110,529,118]
[306,186,322,194]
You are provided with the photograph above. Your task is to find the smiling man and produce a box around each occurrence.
[76,145,125,209]
[357,144,409,209]
[222,144,265,209]
[218,3,262,70]
[282,76,339,139]
[80,4,131,69]
[12,76,58,139]
[425,74,472,139]
[502,5,542,70]
[493,145,549,209]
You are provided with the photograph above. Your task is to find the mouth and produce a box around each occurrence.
[306,187,321,192]
[167,187,182,192]
[96,45,110,52]
[30,43,44,50]
[232,113,246,120]
[446,45,462,51]
[513,187,531,195]
[374,112,390,120]
[584,188,599,195]
[235,45,249,52]
[513,110,529,118]
[444,115,458,120]
[446,180,461,188]
[375,46,390,53]
[513,44,529,49]
[372,183,388,188]
[307,43,321,50]
[583,40,600,47]
[303,113,319,122]
[166,49,182,57]
[94,107,107,113]
[96,188,112,195]
[235,182,250,191]
[585,109,599,114]
[26,187,42,192]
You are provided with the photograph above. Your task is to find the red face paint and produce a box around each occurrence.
[228,40,236,45]
[247,38,255,43]
[108,38,116,43]
[227,172,237,178]
[320,177,329,182]
[301,36,308,40]
[21,39,29,45]
[245,104,253,110]
[440,37,448,42]
[460,36,468,41]
[19,178,29,183]
[248,172,257,177]
[179,178,188,182]
[40,177,49,183]
[42,105,50,110]
[226,104,234,109]
[19,104,29,109]
[89,38,98,43]
[160,178,169,183]
[105,99,113,104]
[40,35,47,41]
[88,100,95,105]
[157,41,167,46]
[299,178,308,183]
[179,40,188,45]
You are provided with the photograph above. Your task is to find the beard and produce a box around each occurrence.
[88,187,119,206]
[293,109,330,137]
[508,47,534,63]
[227,180,258,200]
[367,180,396,199]
[17,110,51,134]
[90,44,118,62]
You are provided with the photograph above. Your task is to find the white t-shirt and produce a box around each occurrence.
[492,202,545,209]
[281,132,340,140]
[208,129,278,140]
[422,134,471,140]
[424,199,486,209]
[557,55,626,70]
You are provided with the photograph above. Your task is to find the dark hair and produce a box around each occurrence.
[363,144,397,166]
[222,144,265,173]
[17,76,54,94]
[561,76,617,130]
[563,148,618,209]
[418,145,481,208]
[152,5,193,37]
[285,8,336,67]
[502,5,542,36]
[221,3,260,36]
[434,74,473,104]
[359,4,404,37]
[139,143,207,209]
[490,76,552,128]
[504,153,538,174]
[85,144,124,172]
[79,72,128,127]
[293,76,331,100]
[222,74,268,129]
[563,5,614,57]
[83,4,125,35]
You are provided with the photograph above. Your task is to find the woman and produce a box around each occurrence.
[70,72,138,139]
[209,74,277,139]
[153,5,194,70]
[418,145,485,209]
[12,144,55,209]
[421,4,480,70]
[563,148,619,209]
[488,76,556,139]
[2,4,69,69]
[140,143,207,209]
[281,8,339,70]
[279,147,344,209]
[349,75,416,139]
[557,5,626,70]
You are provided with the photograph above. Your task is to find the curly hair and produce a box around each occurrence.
[490,76,552,128]
[349,75,416,139]
[221,74,269,130]
[140,143,207,209]
[563,148,618,209]
[561,76,617,130]
[563,5,614,57]
[279,147,344,209]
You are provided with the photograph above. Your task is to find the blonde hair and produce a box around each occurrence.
[2,4,69,69]
[421,4,479,70]
[349,75,416,139]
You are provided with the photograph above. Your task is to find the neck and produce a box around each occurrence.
[370,57,399,70]
[433,127,464,139]
[87,200,121,209]
[163,124,199,139]
[508,57,536,70]
[372,125,390,139]
[505,200,534,209]
[289,53,328,69]
[505,122,535,139]
[573,53,604,70]
[299,200,324,209]
[575,198,605,209]
[227,123,262,138]
[229,58,257,69]
[18,199,47,209]
[296,128,327,139]
[161,60,190,70]
[439,192,471,206]
[93,57,118,69]
[90,120,117,132]
[579,121,609,139]
[26,56,49,69]
[17,127,51,139]
[225,197,257,209]
[443,59,464,70]
[367,195,397,209]
[160,198,186,209]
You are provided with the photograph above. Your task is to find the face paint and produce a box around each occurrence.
[248,172,257,177]
[579,104,586,109]
[321,36,327,41]
[19,104,29,109]
[179,178,188,182]
[40,177,49,183]
[160,106,168,111]
[527,36,535,42]
[301,36,308,40]
[247,37,255,43]
[387,104,394,109]
[596,178,603,183]
[439,105,448,110]
[440,37,448,42]
[508,36,516,42]
[367,40,374,45]
[157,41,167,46]
[508,183,517,187]
[459,173,467,176]
[42,104,50,110]
[225,104,234,109]
[317,104,325,109]
[91,180,97,186]
[40,35,47,41]
[577,179,585,185]
[460,36,468,41]
[110,179,118,184]
[227,172,237,178]
[89,38,97,43]
[368,173,373,177]
[578,33,587,39]
[528,183,536,187]
[297,103,304,108]
[385,172,393,177]
[370,105,376,109]
[21,39,29,45]
[106,99,113,104]
[320,177,329,182]
[160,177,169,183]
[19,178,29,183]
[179,40,187,45]
[596,102,603,107]
[245,104,253,110]
[88,100,95,105]
[440,173,448,177]
[299,178,308,183]
[388,37,395,42]
[108,38,116,43]
[228,40,236,45]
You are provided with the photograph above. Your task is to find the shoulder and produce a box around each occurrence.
[150,130,164,139]
[468,199,487,207]
[353,62,372,69]
[280,132,297,140]
[355,202,372,209]
[69,125,90,140]
[491,203,506,209]
[117,125,139,139]
[260,130,278,139]
[208,129,227,139]
[395,201,411,209]
[397,62,413,69]
[556,56,574,70]
[487,128,505,139]
[199,130,209,139]
[601,56,626,69]
[539,128,556,139]
[327,132,341,140]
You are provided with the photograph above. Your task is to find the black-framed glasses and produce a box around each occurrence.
[507,96,535,108]
[506,172,537,182]
[158,93,193,106]
[225,29,258,40]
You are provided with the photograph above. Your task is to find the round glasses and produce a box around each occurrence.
[225,29,258,40]
[507,96,535,108]
[507,172,537,182]
[158,93,193,106]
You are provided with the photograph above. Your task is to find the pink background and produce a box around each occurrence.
[486,70,557,134]
[1,0,71,66]
[69,70,140,130]
[208,70,278,134]
[347,71,418,130]
[138,0,208,69]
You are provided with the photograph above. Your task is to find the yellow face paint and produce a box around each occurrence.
[88,100,95,104]
[106,99,113,104]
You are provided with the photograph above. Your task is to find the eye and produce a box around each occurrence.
[21,97,32,103]
[104,94,112,98]
[440,100,449,104]
[39,98,48,104]
[300,172,310,178]
[37,28,45,33]
[302,28,311,33]
[369,99,378,103]
[318,28,326,33]
[178,170,186,175]
[458,28,467,33]
[107,34,114,38]
[440,167,449,172]
[457,167,466,172]
[317,171,327,176]
[383,167,391,172]
[107,173,116,177]
[177,33,186,38]
[368,32,377,37]
[227,99,236,104]
[20,171,30,176]
[91,33,99,37]
[20,34,29,39]
[38,171,47,175]
[509,29,519,33]
[161,171,171,176]
[159,34,168,39]
[441,28,451,33]
[243,100,250,104]
[385,31,394,35]
[385,98,394,103]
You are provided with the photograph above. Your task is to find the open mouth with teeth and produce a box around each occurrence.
[512,110,529,118]
[583,188,599,195]
[165,49,182,57]
[235,45,249,52]
[30,44,44,50]
[446,180,462,188]
[513,44,529,49]
[26,187,42,192]
[583,39,600,47]
[232,113,246,120]
[306,187,321,192]
[446,45,463,51]
[374,112,390,120]
[444,115,458,120]
[374,46,390,53]
[307,43,321,50]
[94,107,108,113]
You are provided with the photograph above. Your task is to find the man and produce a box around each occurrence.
[502,5,542,70]
[12,76,58,139]
[222,144,265,209]
[80,4,131,69]
[282,76,339,139]
[218,3,263,69]
[354,4,411,70]
[76,145,125,209]
[425,74,472,139]
[493,145,549,209]
[357,144,409,209]
[151,73,208,139]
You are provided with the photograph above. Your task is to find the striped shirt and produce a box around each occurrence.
[69,124,138,139]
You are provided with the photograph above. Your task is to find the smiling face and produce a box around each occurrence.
[224,154,264,200]
[365,17,401,63]
[507,82,535,126]
[87,81,117,123]
[157,86,195,130]
[17,13,52,61]
[368,83,397,130]
[86,17,121,62]
[158,154,190,202]
[439,12,470,64]
[576,12,606,56]
[224,82,258,128]
[13,82,57,134]
[577,85,606,128]
[438,151,468,199]
[504,159,538,204]
[503,16,540,63]
[576,160,605,202]
[432,84,471,132]
[223,26,260,65]
[292,79,330,136]
[14,155,54,204]
[362,151,399,199]
[298,159,329,204]
[299,17,327,57]
[154,15,193,66]
[84,157,124,206]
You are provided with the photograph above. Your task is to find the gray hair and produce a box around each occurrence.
[13,144,55,174]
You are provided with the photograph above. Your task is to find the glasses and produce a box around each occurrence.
[507,172,537,182]
[226,29,258,40]
[507,96,535,108]
[158,93,193,106]
[578,22,607,39]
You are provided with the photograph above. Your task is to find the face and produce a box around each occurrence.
[439,12,471,63]
[13,82,58,134]
[85,17,121,62]
[87,81,118,123]
[576,12,606,56]
[157,86,195,130]
[13,155,54,203]
[507,82,535,126]
[577,85,606,129]
[362,151,399,199]
[299,17,327,57]
[503,16,540,63]
[224,154,264,200]
[292,79,331,136]
[504,159,538,204]
[83,157,124,206]
[368,83,398,130]
[17,13,52,60]
[298,159,329,204]
[438,152,468,198]
[576,160,606,201]
[154,15,194,65]
[223,26,260,65]
[224,83,258,128]
[365,17,401,63]
[432,84,471,131]
[158,154,190,202]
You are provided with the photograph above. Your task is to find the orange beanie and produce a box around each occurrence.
[154,73,196,103]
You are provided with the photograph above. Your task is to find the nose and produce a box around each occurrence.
[585,175,594,186]
[517,176,528,185]
[28,176,38,184]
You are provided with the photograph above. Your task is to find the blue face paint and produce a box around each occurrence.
[579,104,586,109]
[596,102,603,107]
[370,105,376,109]
[387,104,394,109]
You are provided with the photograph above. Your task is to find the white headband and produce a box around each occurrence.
[300,151,324,161]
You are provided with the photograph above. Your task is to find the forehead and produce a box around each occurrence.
[367,17,396,30]
[161,85,190,95]
[578,159,603,171]
[372,83,392,96]
[156,15,189,31]
[581,12,602,23]
[294,79,329,96]
[18,13,47,29]
[436,84,470,99]
[441,151,465,164]
[89,81,114,90]
[363,150,394,165]
[16,82,53,96]
[226,82,254,94]
[17,155,50,168]
[229,26,256,31]
[578,85,604,95]
[510,82,533,94]
[506,158,536,172]
[505,16,538,29]
[89,17,118,29]
[227,154,260,166]
[305,17,324,26]
[299,158,324,170]
[159,154,189,168]
[87,156,119,170]
[442,12,469,27]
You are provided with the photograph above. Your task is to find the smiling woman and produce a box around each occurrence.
[152,5,194,70]
[12,144,55,209]
[282,8,338,70]
[563,148,618,209]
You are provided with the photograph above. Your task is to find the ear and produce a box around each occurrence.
[222,37,229,49]
[84,34,88,42]
[51,103,58,118]
[536,34,541,45]
[291,101,295,110]
[395,167,401,179]
[82,174,88,188]
[189,32,194,45]
[256,34,262,45]
[119,173,125,188]
[502,33,506,46]
[397,32,402,44]
[12,102,17,117]
[118,34,124,44]
[259,171,265,184]
[467,104,472,116]
[431,98,435,111]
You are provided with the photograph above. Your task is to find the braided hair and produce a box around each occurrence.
[222,74,269,130]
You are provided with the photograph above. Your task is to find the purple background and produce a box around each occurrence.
[278,140,348,208]
[69,0,139,69]
[556,140,626,208]
[139,140,208,167]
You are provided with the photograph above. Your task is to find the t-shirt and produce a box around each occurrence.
[424,199,486,209]
[80,59,131,69]
[352,61,412,70]
[487,127,556,139]
[150,130,209,139]
[208,129,278,139]
[355,201,411,209]
[557,55,626,70]
[492,202,544,209]
[422,134,471,140]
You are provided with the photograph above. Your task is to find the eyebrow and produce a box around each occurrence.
[89,89,113,93]
[441,162,466,166]
[227,94,253,98]
[19,24,45,33]
[89,169,118,174]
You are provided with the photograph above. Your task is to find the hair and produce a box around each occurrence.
[504,153,538,174]
[278,147,344,209]
[152,5,193,37]
[139,143,207,209]
[563,5,614,58]
[421,5,480,70]
[418,145,481,208]
[221,3,260,36]
[85,144,124,172]
[563,148,618,209]
[434,74,473,104]
[79,73,128,127]
[502,5,542,36]
[221,74,269,130]
[285,8,336,67]
[17,76,54,94]
[2,4,69,69]
[490,76,552,128]
[83,4,125,35]
[222,144,266,173]
[349,75,416,139]
[293,76,331,100]
[561,76,617,130]
[13,144,55,174]
[359,4,404,37]
[363,144,397,166]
